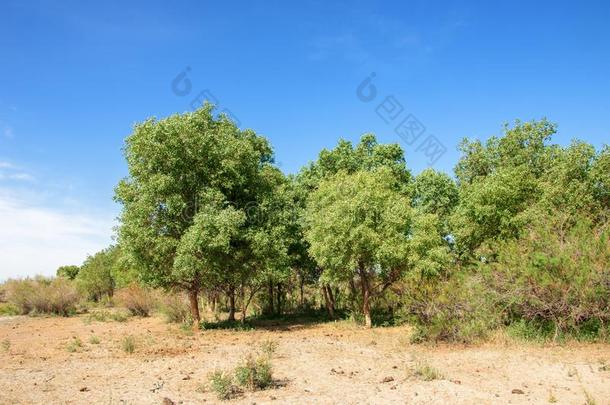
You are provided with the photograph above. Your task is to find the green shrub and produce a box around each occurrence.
[208,370,236,400]
[491,215,610,341]
[402,271,499,344]
[115,283,155,316]
[234,354,273,390]
[0,302,19,316]
[4,277,80,316]
[89,335,101,344]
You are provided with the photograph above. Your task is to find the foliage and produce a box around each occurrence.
[207,370,236,400]
[234,354,273,390]
[114,283,156,316]
[76,247,117,301]
[489,214,610,340]
[56,265,80,280]
[4,277,79,316]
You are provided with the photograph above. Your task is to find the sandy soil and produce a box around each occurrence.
[1,314,609,404]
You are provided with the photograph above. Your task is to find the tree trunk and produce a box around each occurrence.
[359,265,372,328]
[348,277,358,312]
[322,284,335,319]
[188,289,201,329]
[228,288,236,321]
[267,280,275,315]
[299,273,305,307]
[241,284,247,324]
[276,283,282,315]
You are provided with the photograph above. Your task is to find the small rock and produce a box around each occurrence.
[162,398,175,405]
[79,387,89,392]
[511,389,525,394]
[381,376,394,383]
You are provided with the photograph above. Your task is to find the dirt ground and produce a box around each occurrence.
[1,314,609,405]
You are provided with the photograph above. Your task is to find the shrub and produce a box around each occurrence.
[402,271,499,344]
[89,335,100,344]
[490,215,610,341]
[121,335,136,353]
[4,277,80,316]
[234,354,273,390]
[208,370,236,400]
[160,293,190,323]
[0,302,19,316]
[115,283,155,316]
[66,337,83,352]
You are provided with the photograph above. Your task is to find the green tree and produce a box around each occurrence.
[56,265,80,280]
[305,168,411,327]
[115,105,276,324]
[76,247,117,301]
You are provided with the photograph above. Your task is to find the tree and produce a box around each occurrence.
[76,247,117,301]
[115,105,275,325]
[56,265,80,280]
[305,168,411,327]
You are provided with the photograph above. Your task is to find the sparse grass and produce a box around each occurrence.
[66,337,83,353]
[89,335,100,344]
[111,311,129,322]
[1,339,10,352]
[260,339,278,358]
[584,389,596,405]
[208,370,236,400]
[548,390,558,403]
[86,309,129,323]
[234,354,273,390]
[411,361,444,381]
[121,335,136,353]
[161,293,190,323]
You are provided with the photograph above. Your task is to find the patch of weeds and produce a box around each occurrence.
[179,321,194,335]
[548,390,557,403]
[567,366,579,378]
[121,335,136,354]
[0,302,19,316]
[597,359,608,372]
[208,370,237,400]
[111,311,129,322]
[411,361,444,381]
[89,335,100,344]
[260,339,278,358]
[66,337,83,353]
[234,354,273,390]
[1,339,10,352]
[87,310,110,322]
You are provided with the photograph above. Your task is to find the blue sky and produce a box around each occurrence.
[1,0,609,278]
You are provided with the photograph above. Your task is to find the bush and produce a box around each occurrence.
[66,337,83,352]
[234,354,273,390]
[490,215,610,341]
[160,293,190,323]
[115,283,155,316]
[4,277,80,316]
[411,361,444,381]
[121,335,136,353]
[208,370,236,400]
[402,271,499,344]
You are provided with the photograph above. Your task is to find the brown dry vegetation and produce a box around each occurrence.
[1,314,609,404]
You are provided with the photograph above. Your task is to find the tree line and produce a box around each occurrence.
[105,105,609,341]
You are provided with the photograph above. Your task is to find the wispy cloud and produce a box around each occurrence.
[0,188,115,280]
[0,161,35,182]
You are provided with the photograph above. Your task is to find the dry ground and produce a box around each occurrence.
[1,314,609,404]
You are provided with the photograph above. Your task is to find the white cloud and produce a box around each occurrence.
[0,161,14,169]
[0,189,115,281]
